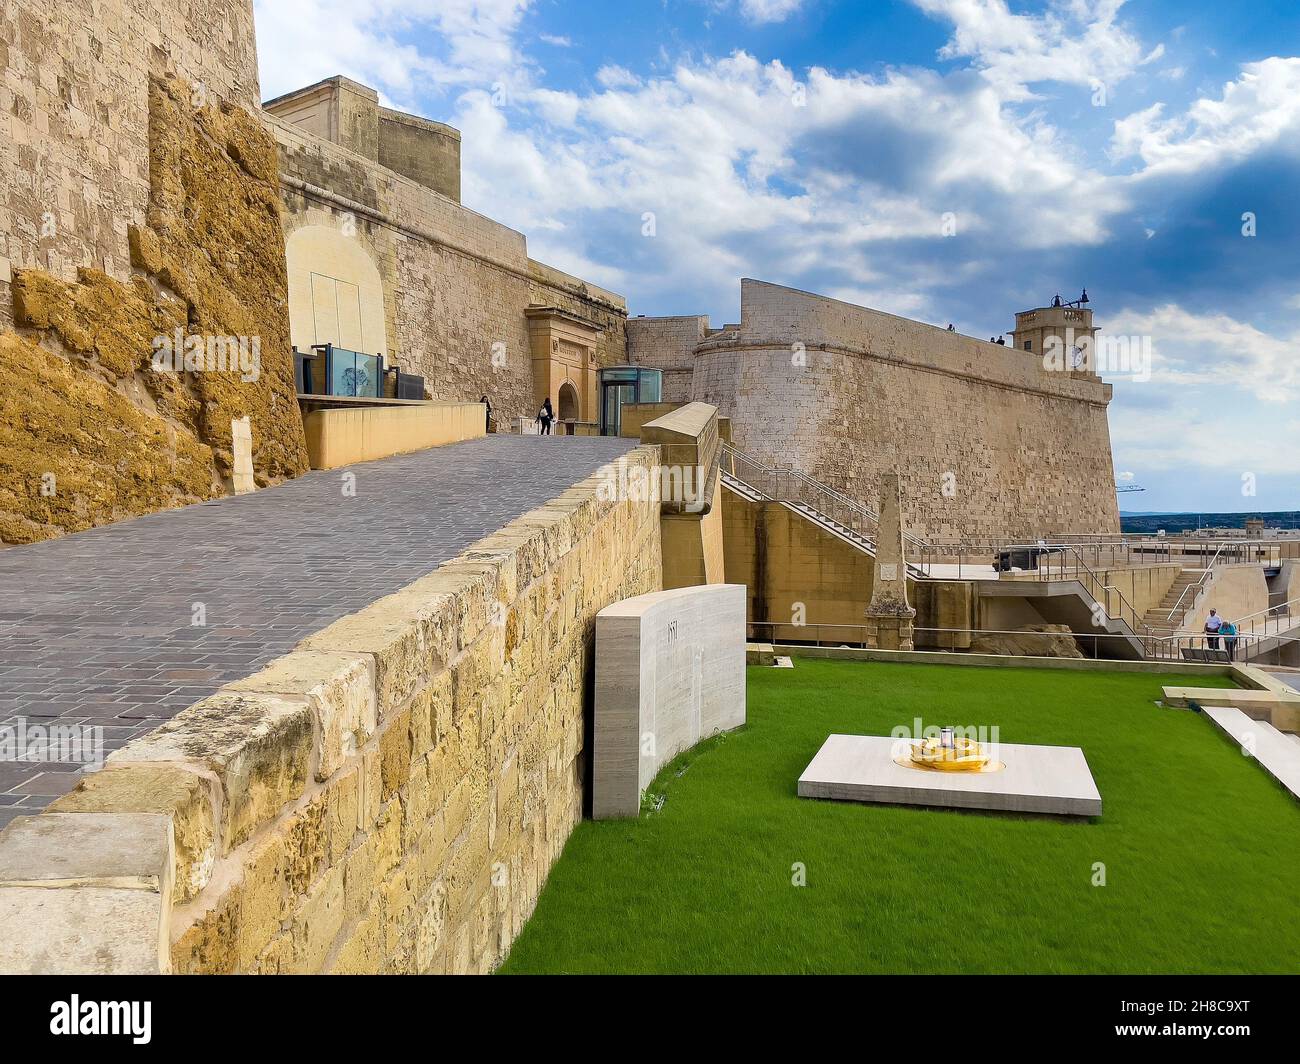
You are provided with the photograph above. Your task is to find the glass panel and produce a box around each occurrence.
[637,370,662,403]
[601,384,620,436]
[330,348,382,397]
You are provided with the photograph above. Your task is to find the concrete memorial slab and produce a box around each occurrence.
[798,735,1101,817]
[594,584,746,819]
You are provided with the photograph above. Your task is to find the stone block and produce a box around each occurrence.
[49,765,216,902]
[0,885,170,975]
[109,692,314,853]
[0,812,174,974]
[301,595,454,720]
[380,706,414,801]
[229,651,377,781]
[0,812,173,891]
[593,584,747,818]
[798,735,1103,817]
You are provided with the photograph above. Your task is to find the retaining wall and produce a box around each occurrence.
[0,447,663,974]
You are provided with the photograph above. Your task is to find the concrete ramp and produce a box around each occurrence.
[1203,706,1300,802]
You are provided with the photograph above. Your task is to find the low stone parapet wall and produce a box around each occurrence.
[303,402,486,469]
[0,447,662,974]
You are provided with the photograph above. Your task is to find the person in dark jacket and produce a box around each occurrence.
[480,395,492,433]
[537,397,554,435]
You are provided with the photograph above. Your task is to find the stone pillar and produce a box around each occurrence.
[864,472,916,651]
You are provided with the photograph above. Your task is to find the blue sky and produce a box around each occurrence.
[253,1,1300,514]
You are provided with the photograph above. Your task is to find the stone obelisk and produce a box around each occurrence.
[864,472,916,651]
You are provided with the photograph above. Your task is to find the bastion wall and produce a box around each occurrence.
[632,279,1121,543]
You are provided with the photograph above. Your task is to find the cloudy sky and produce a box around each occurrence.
[253,0,1300,515]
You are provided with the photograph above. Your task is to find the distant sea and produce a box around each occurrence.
[1120,510,1300,534]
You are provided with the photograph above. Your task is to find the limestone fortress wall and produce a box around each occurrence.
[266,101,628,427]
[631,279,1121,542]
[0,1,630,545]
[0,0,310,545]
[0,0,263,335]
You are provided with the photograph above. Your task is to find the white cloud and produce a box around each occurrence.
[253,0,535,105]
[1111,405,1300,476]
[1106,303,1300,402]
[739,0,806,24]
[913,0,1159,101]
[446,50,1130,302]
[1110,57,1300,176]
[595,65,641,90]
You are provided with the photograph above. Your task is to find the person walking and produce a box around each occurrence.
[1204,608,1223,650]
[1221,618,1238,659]
[480,395,492,434]
[537,397,554,436]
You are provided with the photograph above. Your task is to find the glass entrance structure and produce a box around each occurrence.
[598,366,662,436]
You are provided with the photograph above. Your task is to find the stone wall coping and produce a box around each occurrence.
[0,813,173,892]
[0,445,661,974]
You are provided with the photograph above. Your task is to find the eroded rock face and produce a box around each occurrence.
[0,73,307,545]
[969,624,1086,659]
[0,332,216,543]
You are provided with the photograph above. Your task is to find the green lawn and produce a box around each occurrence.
[502,659,1300,974]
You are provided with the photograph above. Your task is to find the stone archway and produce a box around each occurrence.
[558,380,580,422]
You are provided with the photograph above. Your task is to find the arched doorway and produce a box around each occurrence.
[558,381,579,423]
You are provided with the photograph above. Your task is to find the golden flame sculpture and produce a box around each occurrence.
[895,728,1005,773]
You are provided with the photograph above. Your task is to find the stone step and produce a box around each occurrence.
[1202,706,1300,802]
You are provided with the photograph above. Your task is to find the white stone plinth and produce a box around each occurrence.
[798,734,1101,817]
[594,584,746,819]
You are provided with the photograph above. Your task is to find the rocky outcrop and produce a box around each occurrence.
[970,624,1085,659]
[1,73,307,545]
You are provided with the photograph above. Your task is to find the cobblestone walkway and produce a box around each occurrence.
[0,435,637,827]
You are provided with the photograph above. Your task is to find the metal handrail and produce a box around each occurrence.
[1221,597,1300,656]
[725,444,1185,609]
[721,443,933,574]
[1029,545,1154,639]
[747,620,1300,664]
[1164,543,1227,625]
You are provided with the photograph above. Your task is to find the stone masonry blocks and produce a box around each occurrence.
[0,446,662,975]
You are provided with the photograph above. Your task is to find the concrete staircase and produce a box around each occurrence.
[1141,569,1204,636]
[1202,705,1300,801]
[720,447,929,579]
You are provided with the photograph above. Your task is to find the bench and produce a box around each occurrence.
[1180,647,1234,663]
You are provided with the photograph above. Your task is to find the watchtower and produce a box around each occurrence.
[1012,291,1100,379]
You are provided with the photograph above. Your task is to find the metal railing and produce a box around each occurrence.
[748,621,1300,664]
[721,444,1288,650]
[720,443,930,572]
[748,621,1132,658]
[1157,541,1280,630]
[1220,597,1300,657]
[725,445,1187,636]
[1163,545,1226,629]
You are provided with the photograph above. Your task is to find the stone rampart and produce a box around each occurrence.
[0,447,663,974]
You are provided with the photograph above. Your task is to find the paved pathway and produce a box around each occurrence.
[0,435,637,827]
